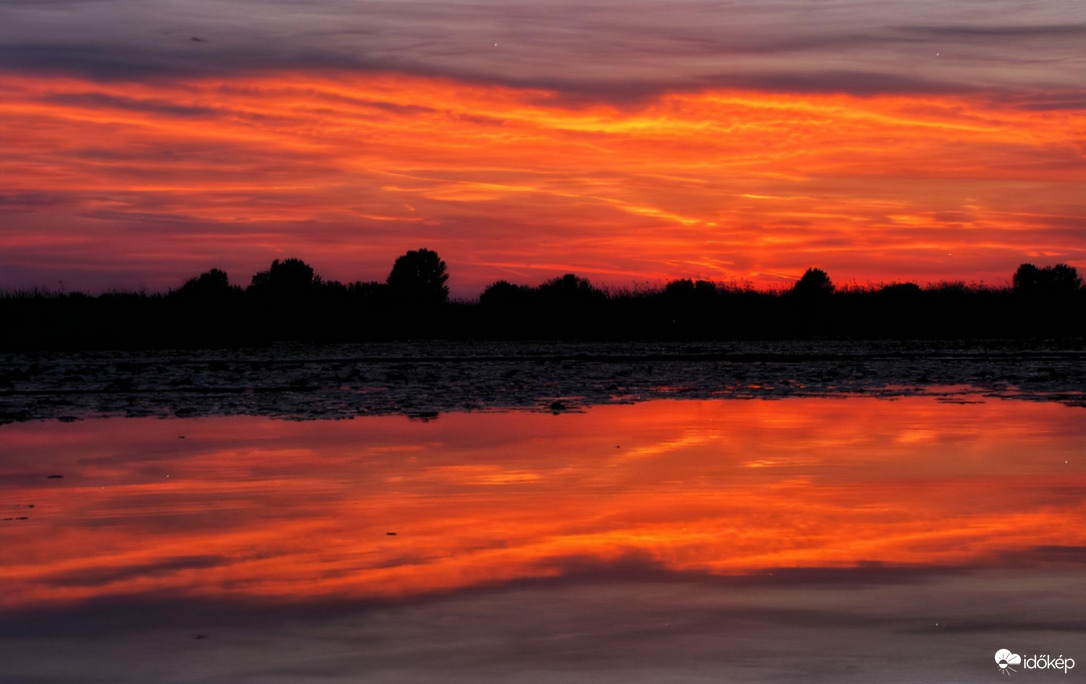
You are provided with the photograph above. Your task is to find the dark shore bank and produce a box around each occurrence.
[2,340,1083,423]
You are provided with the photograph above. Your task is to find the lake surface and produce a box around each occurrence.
[1,394,1084,682]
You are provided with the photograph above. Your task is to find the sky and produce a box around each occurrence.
[1,0,1084,296]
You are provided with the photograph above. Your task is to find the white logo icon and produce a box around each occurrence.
[996,649,1022,675]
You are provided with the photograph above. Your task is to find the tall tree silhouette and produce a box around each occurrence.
[387,249,449,306]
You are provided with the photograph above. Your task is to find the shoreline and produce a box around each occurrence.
[2,340,1084,423]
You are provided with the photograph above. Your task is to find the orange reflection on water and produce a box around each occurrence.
[1,398,1084,609]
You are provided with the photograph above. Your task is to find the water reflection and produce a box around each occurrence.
[1,398,1084,610]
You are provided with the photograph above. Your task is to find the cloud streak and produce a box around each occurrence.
[1,69,1083,293]
[1,1,1084,99]
[0,1,1083,293]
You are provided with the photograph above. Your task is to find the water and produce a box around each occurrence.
[1,396,1084,682]
[3,340,1084,421]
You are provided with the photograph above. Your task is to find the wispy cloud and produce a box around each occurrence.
[1,70,1083,293]
[1,1,1083,292]
[1,1,1084,98]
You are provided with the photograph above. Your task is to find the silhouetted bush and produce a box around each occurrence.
[878,282,923,298]
[175,268,236,300]
[664,278,696,297]
[537,274,604,304]
[792,268,835,297]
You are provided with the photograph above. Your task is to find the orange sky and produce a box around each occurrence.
[1,71,1084,295]
[3,398,1084,609]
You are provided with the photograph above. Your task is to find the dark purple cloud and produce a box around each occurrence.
[1,0,1083,99]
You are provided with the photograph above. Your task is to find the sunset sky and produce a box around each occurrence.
[1,0,1084,296]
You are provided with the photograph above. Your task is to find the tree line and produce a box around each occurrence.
[1,250,1083,349]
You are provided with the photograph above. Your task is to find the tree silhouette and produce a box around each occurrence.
[1013,263,1082,296]
[877,282,922,298]
[5,252,1086,349]
[1049,264,1082,292]
[792,268,834,297]
[387,249,449,306]
[693,280,717,297]
[664,278,696,297]
[537,274,606,305]
[1012,263,1041,293]
[248,258,318,298]
[175,268,234,299]
[479,280,532,310]
[665,278,717,300]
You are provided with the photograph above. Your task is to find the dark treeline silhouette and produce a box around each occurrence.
[1,254,1084,349]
